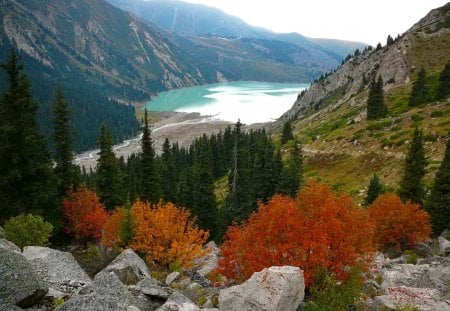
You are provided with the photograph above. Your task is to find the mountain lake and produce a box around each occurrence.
[144,81,309,124]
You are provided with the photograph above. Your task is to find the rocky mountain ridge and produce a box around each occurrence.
[279,3,450,124]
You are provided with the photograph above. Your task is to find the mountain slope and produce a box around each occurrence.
[107,0,365,73]
[0,0,220,151]
[277,3,450,199]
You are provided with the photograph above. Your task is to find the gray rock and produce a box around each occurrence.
[22,246,91,296]
[131,278,173,300]
[0,238,21,253]
[55,272,140,311]
[166,272,181,286]
[0,304,24,311]
[98,249,150,285]
[0,248,48,308]
[414,242,433,257]
[219,266,305,311]
[0,226,4,238]
[437,236,450,256]
[372,295,395,310]
[156,292,201,311]
[195,241,219,277]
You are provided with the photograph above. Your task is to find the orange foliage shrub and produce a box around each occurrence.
[130,200,209,269]
[101,207,126,248]
[368,193,431,251]
[218,181,375,286]
[63,187,108,241]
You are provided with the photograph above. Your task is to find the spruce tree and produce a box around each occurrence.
[409,67,429,107]
[364,174,384,206]
[399,128,427,204]
[160,138,177,203]
[52,87,80,195]
[367,76,387,119]
[426,136,450,235]
[281,121,294,144]
[140,109,161,203]
[95,123,124,210]
[438,62,450,99]
[0,50,58,223]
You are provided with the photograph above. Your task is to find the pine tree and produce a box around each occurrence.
[140,109,161,203]
[399,128,427,205]
[438,62,450,99]
[364,174,384,206]
[281,121,294,144]
[160,138,177,203]
[367,76,387,119]
[95,123,124,210]
[0,50,58,224]
[386,35,395,46]
[279,141,304,197]
[426,136,450,235]
[52,87,81,195]
[409,67,429,107]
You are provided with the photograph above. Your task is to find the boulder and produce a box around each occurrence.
[219,266,305,311]
[437,236,450,256]
[22,246,91,296]
[382,287,450,311]
[0,304,24,311]
[156,292,201,311]
[55,272,140,311]
[130,278,173,300]
[195,241,219,277]
[0,238,21,253]
[0,248,48,308]
[98,249,150,285]
[166,272,181,286]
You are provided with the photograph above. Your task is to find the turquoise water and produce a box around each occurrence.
[144,81,308,124]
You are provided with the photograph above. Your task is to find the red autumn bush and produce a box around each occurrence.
[218,181,375,286]
[368,193,431,251]
[129,200,209,269]
[63,187,108,241]
[101,207,126,248]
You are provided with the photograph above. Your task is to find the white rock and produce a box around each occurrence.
[0,238,21,253]
[98,248,150,285]
[22,246,91,296]
[196,241,219,277]
[219,266,305,311]
[156,292,201,311]
[166,271,181,286]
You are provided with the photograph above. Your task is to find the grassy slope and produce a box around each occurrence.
[284,30,450,203]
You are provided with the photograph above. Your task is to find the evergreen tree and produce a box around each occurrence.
[426,136,450,235]
[160,138,177,203]
[52,87,80,195]
[386,35,395,46]
[140,109,161,203]
[281,121,294,144]
[438,62,450,99]
[95,123,124,210]
[0,50,58,224]
[399,128,427,205]
[408,67,429,107]
[364,174,384,206]
[367,76,387,120]
[191,135,218,238]
[278,141,304,197]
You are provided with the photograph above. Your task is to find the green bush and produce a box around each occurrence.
[403,250,420,265]
[430,110,444,118]
[303,267,363,311]
[4,214,53,249]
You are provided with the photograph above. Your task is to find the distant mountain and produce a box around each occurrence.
[107,0,366,72]
[0,0,218,151]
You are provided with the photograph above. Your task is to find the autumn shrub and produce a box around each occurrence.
[368,193,431,252]
[218,181,375,286]
[101,207,134,249]
[129,200,209,269]
[3,214,53,249]
[63,187,108,241]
